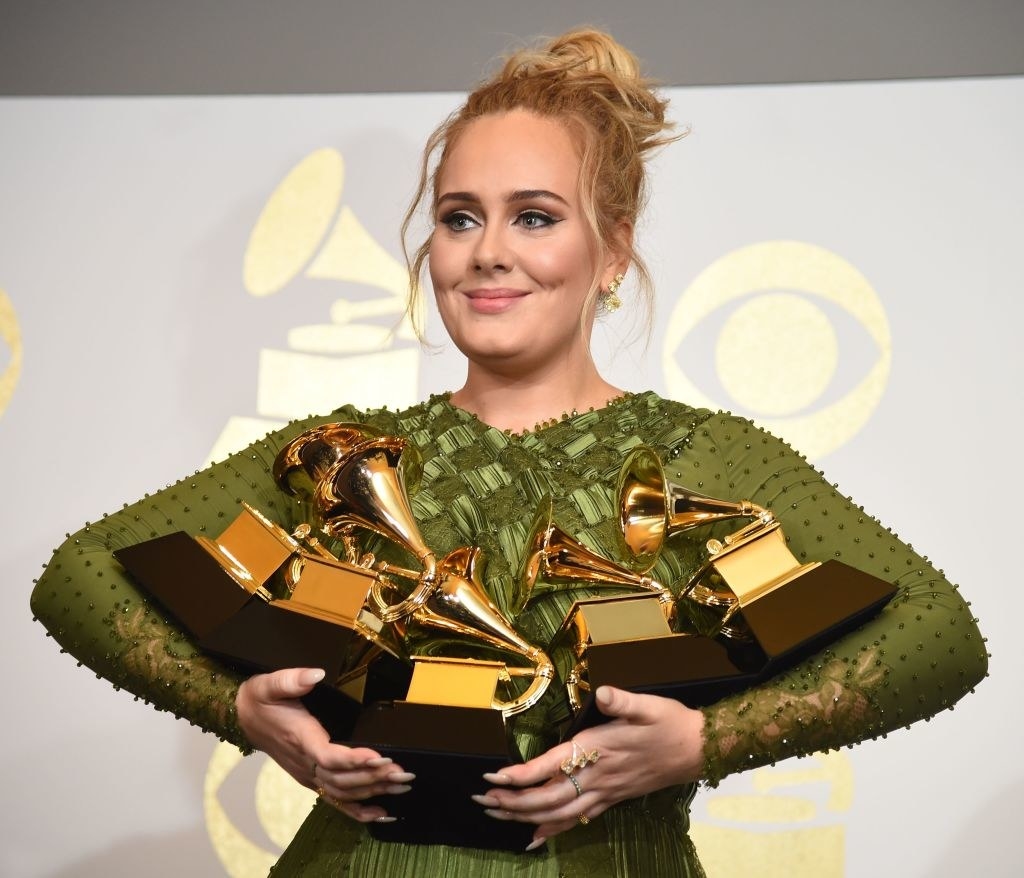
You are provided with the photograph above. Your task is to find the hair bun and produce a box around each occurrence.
[529,28,642,81]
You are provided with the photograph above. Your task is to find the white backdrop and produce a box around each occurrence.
[1,77,1019,876]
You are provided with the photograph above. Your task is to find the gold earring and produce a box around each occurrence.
[603,273,624,313]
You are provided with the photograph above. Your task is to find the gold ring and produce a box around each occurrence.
[567,773,583,797]
[577,812,590,826]
[560,740,601,776]
[315,785,325,798]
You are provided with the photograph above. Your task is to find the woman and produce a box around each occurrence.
[31,29,986,876]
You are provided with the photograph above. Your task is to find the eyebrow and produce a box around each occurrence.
[436,189,570,208]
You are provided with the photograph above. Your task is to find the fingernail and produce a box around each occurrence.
[482,772,511,784]
[373,816,397,824]
[471,794,500,807]
[526,837,547,852]
[386,771,416,783]
[386,784,412,795]
[365,757,393,767]
[302,668,326,685]
[484,808,510,821]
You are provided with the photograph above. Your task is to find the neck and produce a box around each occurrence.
[449,359,623,433]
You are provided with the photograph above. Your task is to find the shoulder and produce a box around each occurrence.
[628,391,720,449]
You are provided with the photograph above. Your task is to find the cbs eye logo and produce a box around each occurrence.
[663,241,891,459]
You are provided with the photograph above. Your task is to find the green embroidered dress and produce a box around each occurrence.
[30,393,987,876]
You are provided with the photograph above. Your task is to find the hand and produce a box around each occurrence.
[474,686,704,848]
[235,667,414,823]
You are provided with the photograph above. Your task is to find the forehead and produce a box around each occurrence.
[437,110,582,197]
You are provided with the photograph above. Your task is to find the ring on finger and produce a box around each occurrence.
[560,740,601,776]
[315,785,325,798]
[567,773,584,797]
[577,812,590,826]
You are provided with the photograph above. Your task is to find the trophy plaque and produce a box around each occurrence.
[683,516,896,675]
[551,593,758,731]
[617,446,897,685]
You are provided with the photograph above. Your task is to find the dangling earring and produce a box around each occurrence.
[602,273,624,313]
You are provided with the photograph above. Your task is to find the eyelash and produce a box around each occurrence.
[439,210,559,232]
[516,210,557,229]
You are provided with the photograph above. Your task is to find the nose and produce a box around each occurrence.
[472,222,512,273]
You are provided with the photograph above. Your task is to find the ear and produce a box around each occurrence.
[602,220,633,286]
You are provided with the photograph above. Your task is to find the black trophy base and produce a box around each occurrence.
[352,701,535,852]
[741,559,897,678]
[570,634,757,732]
[114,531,412,739]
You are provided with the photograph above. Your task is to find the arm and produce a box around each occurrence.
[29,411,349,746]
[31,407,413,817]
[679,413,989,784]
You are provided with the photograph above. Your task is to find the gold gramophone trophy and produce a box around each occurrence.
[113,423,413,736]
[616,446,896,686]
[522,494,757,730]
[117,422,551,850]
[276,423,551,847]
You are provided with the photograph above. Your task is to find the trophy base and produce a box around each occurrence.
[569,633,758,731]
[352,701,535,852]
[739,559,896,674]
[115,532,413,738]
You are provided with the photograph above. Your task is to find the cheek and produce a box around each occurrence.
[428,237,455,289]
[524,236,594,290]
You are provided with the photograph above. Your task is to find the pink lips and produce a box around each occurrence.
[463,288,529,314]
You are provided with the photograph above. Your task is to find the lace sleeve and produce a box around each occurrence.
[29,414,345,748]
[676,414,989,786]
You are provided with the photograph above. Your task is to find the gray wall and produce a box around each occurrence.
[3,0,1024,95]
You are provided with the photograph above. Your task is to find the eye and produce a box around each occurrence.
[516,210,556,229]
[439,211,479,232]
[662,241,892,459]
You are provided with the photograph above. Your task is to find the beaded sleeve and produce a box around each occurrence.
[29,411,352,749]
[671,413,989,785]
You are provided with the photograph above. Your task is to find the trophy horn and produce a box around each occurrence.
[372,545,554,718]
[273,424,435,624]
[617,446,769,573]
[316,435,436,623]
[273,422,383,501]
[519,495,671,613]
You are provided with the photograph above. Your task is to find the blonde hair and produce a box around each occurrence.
[401,28,681,337]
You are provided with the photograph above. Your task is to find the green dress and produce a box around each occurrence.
[30,392,987,876]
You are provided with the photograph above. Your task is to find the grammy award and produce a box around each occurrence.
[616,446,896,686]
[116,422,551,850]
[522,494,757,730]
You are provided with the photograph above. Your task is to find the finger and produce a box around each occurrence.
[534,808,600,840]
[485,790,601,827]
[594,685,658,724]
[329,780,413,802]
[317,766,395,792]
[486,775,578,814]
[258,667,326,701]
[314,746,394,773]
[483,743,577,789]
